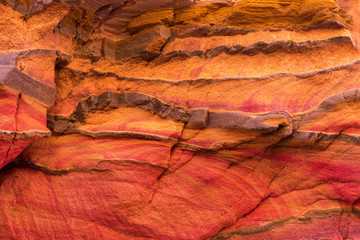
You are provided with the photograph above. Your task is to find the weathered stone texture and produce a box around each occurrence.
[1,0,360,239]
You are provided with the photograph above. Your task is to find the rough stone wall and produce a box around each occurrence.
[1,0,360,239]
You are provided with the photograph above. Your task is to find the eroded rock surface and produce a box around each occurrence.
[0,49,70,168]
[1,0,360,239]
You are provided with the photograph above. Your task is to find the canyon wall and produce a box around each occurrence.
[1,0,360,239]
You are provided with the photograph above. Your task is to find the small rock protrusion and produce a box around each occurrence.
[116,25,171,61]
[158,104,173,119]
[206,46,228,58]
[117,93,126,105]
[125,92,153,106]
[187,109,209,129]
[86,95,99,112]
[75,100,88,122]
[98,92,118,110]
[55,9,94,42]
[169,107,191,122]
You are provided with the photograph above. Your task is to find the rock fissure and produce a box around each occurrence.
[1,0,360,239]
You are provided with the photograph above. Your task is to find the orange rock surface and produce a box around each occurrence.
[1,0,360,239]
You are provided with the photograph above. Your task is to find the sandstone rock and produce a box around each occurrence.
[75,39,103,60]
[127,7,174,34]
[174,5,220,24]
[188,108,209,129]
[1,0,360,239]
[227,0,352,30]
[55,8,94,41]
[338,0,360,48]
[4,0,53,15]
[0,2,72,51]
[0,50,68,168]
[115,25,171,60]
[103,38,117,59]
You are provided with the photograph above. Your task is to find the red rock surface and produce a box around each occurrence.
[1,0,360,239]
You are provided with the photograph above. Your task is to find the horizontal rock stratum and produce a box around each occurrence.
[1,0,360,239]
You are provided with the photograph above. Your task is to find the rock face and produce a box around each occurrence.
[1,0,360,239]
[0,50,70,168]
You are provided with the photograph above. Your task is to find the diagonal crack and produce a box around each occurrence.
[209,194,272,240]
[148,140,180,204]
[321,128,348,151]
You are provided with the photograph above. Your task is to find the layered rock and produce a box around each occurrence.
[0,50,70,168]
[338,0,360,47]
[1,0,360,239]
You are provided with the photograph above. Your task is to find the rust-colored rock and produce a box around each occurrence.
[127,7,174,34]
[1,0,360,239]
[55,8,94,41]
[0,49,69,168]
[115,25,171,60]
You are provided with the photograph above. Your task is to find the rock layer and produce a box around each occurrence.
[1,0,360,239]
[0,49,70,168]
